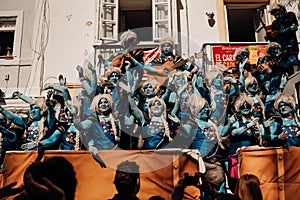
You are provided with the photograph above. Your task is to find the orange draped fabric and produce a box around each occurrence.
[239,146,300,200]
[1,150,201,200]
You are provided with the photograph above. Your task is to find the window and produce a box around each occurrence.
[96,0,178,43]
[152,0,171,41]
[0,11,23,62]
[120,0,152,41]
[0,17,16,58]
[96,0,119,41]
[225,3,270,42]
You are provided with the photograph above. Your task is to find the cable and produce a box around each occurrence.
[25,0,50,96]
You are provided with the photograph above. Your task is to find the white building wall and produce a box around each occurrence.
[44,0,95,84]
[0,0,37,96]
[0,0,36,61]
[180,0,219,58]
[44,0,221,85]
[1,0,221,97]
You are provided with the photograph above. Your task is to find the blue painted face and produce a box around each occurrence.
[247,81,258,95]
[175,75,186,88]
[108,72,120,86]
[212,74,223,89]
[269,47,281,57]
[240,101,251,115]
[271,9,283,20]
[278,102,293,116]
[143,84,154,97]
[236,52,249,62]
[150,100,164,117]
[98,98,110,113]
[30,105,42,121]
[198,103,211,121]
[162,43,173,55]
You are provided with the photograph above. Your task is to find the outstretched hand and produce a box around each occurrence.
[155,68,168,76]
[21,141,39,151]
[239,57,248,72]
[280,73,288,89]
[11,91,21,99]
[0,182,23,199]
[247,118,258,129]
[271,30,280,37]
[89,145,99,155]
[65,100,80,118]
[263,118,275,128]
[46,90,54,100]
[279,130,288,140]
[87,62,96,72]
[25,173,66,200]
[43,83,54,91]
[76,65,84,79]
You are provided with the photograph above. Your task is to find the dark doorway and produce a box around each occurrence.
[227,8,257,42]
[120,10,152,41]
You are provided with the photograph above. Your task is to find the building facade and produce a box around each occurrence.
[0,0,299,100]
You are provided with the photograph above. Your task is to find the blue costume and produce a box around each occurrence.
[74,114,118,151]
[190,120,219,158]
[0,100,58,150]
[229,119,261,154]
[142,120,168,149]
[270,118,300,147]
[60,123,79,150]
[269,95,300,147]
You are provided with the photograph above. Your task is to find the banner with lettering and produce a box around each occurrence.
[212,45,266,68]
[248,45,266,64]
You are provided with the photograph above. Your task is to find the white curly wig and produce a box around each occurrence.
[159,36,175,49]
[234,93,254,113]
[120,30,137,47]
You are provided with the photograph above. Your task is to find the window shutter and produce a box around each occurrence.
[152,0,171,41]
[97,0,119,42]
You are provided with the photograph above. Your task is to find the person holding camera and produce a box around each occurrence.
[171,172,240,200]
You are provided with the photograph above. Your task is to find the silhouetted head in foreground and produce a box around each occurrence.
[113,160,140,199]
[23,156,77,200]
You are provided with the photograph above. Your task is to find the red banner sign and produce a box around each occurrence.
[212,45,266,68]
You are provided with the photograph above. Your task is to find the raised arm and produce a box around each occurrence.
[83,62,98,96]
[11,91,34,104]
[20,129,63,150]
[238,58,248,91]
[43,84,71,102]
[39,129,63,148]
[128,96,145,126]
[0,106,27,129]
[231,121,247,136]
[231,119,258,136]
[0,128,17,143]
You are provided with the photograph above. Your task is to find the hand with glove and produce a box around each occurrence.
[21,141,39,151]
